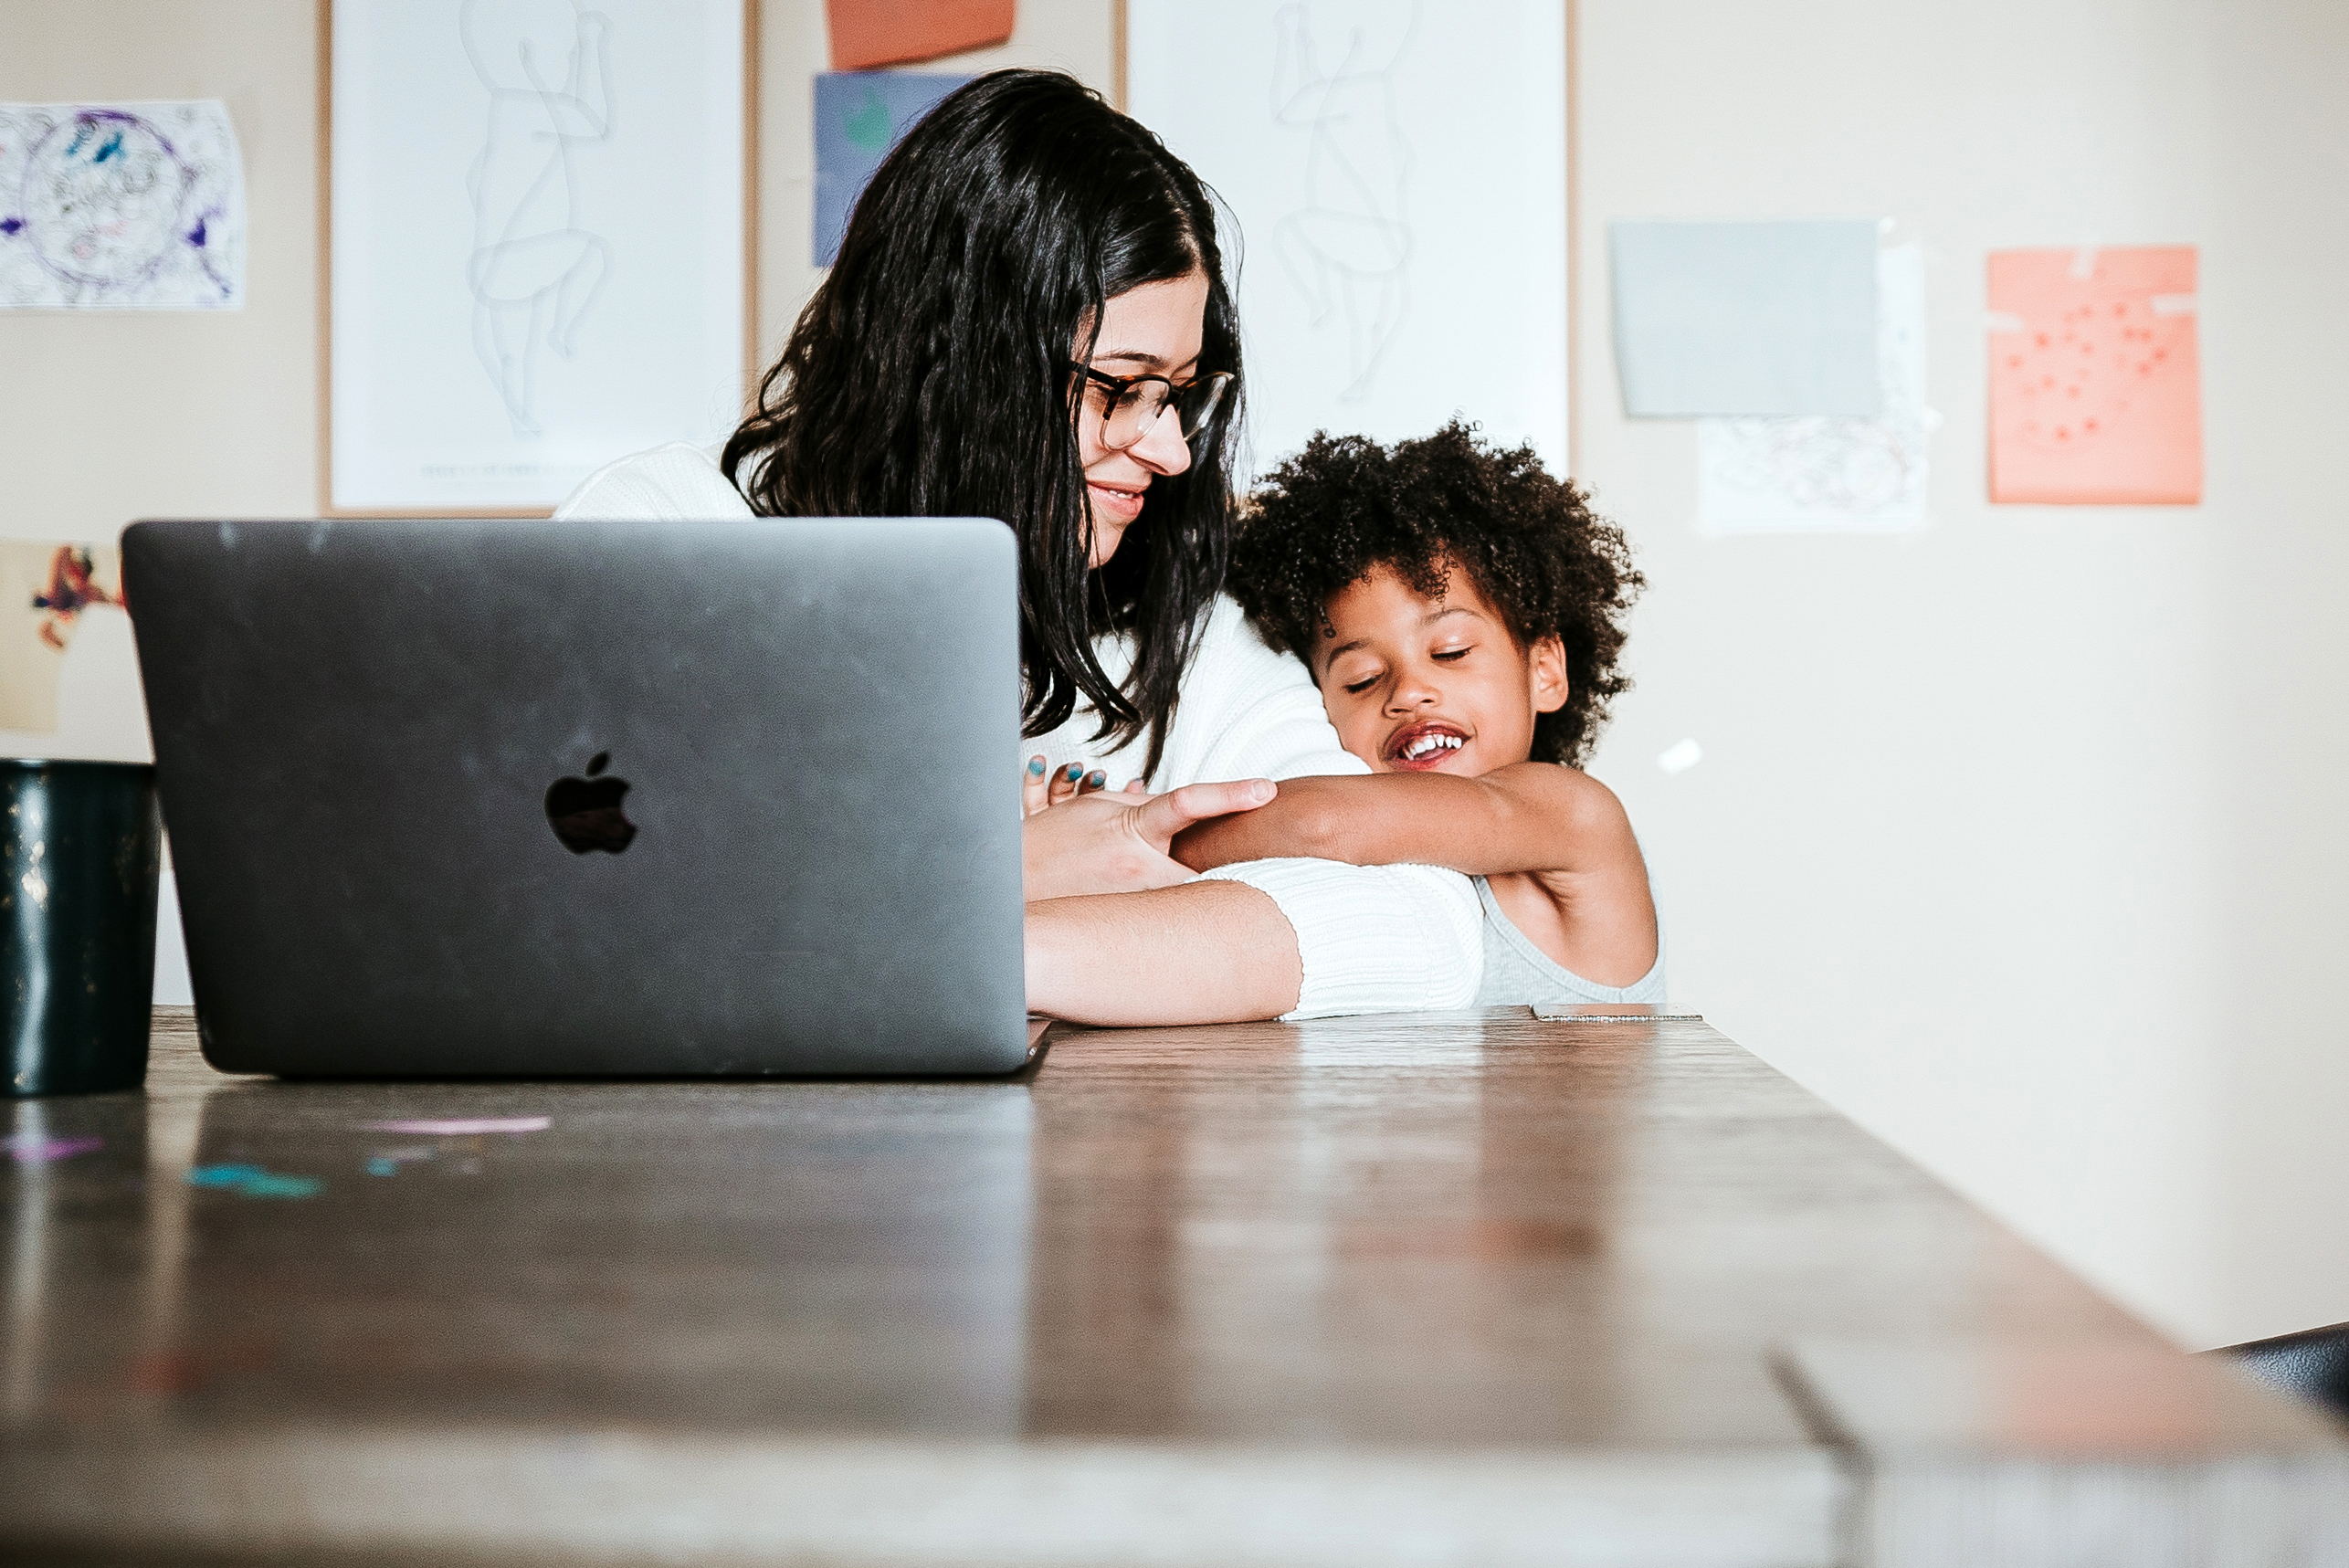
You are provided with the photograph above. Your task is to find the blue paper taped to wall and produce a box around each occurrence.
[814,72,973,267]
[1609,220,1881,417]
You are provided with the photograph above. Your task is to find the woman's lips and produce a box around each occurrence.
[1385,721,1470,772]
[1087,481,1146,522]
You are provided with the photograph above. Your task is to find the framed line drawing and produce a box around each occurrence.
[323,0,756,517]
[1121,0,1572,483]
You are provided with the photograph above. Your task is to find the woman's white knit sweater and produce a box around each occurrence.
[554,443,1481,1018]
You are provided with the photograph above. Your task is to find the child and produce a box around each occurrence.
[1174,419,1661,1005]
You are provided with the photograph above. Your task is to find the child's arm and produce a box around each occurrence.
[1171,763,1627,879]
[1173,765,1659,988]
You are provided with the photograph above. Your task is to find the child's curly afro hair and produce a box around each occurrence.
[1229,420,1644,767]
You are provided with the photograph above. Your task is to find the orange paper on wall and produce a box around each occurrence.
[827,0,1014,71]
[1987,246,2201,505]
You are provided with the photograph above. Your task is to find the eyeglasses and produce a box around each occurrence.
[1068,362,1235,452]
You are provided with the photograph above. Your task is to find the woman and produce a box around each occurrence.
[557,70,1480,1024]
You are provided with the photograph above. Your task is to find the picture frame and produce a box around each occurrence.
[321,0,758,517]
[1116,0,1577,477]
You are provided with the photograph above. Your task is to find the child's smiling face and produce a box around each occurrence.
[1312,560,1569,776]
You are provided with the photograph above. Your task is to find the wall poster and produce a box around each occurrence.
[1986,246,2201,506]
[0,100,246,310]
[1697,244,1933,534]
[1124,1,1568,484]
[326,0,753,515]
[813,72,971,267]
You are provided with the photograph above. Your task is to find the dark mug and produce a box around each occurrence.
[1,761,162,1097]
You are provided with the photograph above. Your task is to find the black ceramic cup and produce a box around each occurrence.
[1,760,163,1097]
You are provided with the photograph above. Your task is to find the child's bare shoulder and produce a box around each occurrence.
[1490,760,1629,819]
[1477,762,1640,884]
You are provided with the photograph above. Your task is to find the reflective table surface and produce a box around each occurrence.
[2,1009,2341,1566]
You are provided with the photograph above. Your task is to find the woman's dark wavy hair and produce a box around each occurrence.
[722,69,1241,775]
[1229,421,1644,768]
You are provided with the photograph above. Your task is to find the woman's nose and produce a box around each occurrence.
[1127,405,1194,477]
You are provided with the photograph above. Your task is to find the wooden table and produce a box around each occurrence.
[2,1007,2343,1566]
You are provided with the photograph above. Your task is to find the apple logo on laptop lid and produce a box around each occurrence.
[544,752,637,855]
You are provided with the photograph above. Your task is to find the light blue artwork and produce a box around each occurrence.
[814,72,971,267]
[1609,220,1880,417]
[1698,245,1933,533]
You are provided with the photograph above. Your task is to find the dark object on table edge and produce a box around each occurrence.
[0,758,161,1096]
[2220,1320,2349,1422]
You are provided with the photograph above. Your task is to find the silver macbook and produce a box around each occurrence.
[123,517,1029,1077]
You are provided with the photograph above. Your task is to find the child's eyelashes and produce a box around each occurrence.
[1333,647,1469,695]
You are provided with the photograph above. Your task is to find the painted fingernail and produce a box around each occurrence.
[1066,763,1083,781]
[1028,757,1047,776]
[1087,771,1106,788]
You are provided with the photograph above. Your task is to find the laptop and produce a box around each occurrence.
[122,517,1030,1078]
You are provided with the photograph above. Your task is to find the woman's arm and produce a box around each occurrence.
[1171,763,1637,878]
[1016,775,1492,1022]
[1025,853,1489,1023]
[1026,880,1301,1025]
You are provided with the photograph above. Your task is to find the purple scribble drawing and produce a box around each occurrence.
[462,0,615,437]
[360,1116,551,1135]
[5,1134,102,1164]
[1269,3,1417,402]
[0,101,243,309]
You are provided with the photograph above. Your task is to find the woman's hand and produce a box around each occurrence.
[1023,757,1126,816]
[1021,769,1277,901]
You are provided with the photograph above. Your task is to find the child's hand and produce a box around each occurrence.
[1022,757,1137,817]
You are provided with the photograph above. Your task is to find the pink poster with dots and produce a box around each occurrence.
[1987,246,2201,505]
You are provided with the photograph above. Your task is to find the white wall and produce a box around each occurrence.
[2198,0,2349,1354]
[1580,0,2349,1349]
